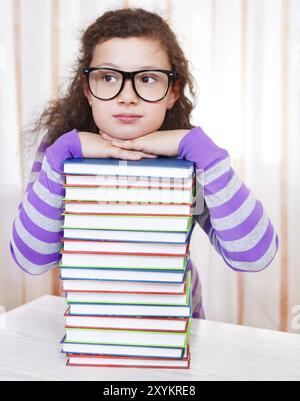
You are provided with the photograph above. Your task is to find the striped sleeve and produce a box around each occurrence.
[9,128,83,275]
[178,126,279,273]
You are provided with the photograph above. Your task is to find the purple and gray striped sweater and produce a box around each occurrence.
[9,126,279,319]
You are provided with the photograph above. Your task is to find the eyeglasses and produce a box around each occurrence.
[82,67,177,102]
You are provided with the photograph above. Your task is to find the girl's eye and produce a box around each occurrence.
[103,75,116,83]
[140,75,157,84]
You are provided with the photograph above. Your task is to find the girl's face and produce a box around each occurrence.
[84,37,179,140]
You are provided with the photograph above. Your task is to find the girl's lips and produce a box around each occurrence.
[114,115,142,123]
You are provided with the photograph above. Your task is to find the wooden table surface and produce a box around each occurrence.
[0,295,300,381]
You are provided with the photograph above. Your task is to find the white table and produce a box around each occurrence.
[0,295,300,381]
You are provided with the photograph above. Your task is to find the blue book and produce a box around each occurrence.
[65,285,192,318]
[60,336,187,359]
[59,256,190,284]
[63,157,195,179]
[61,219,196,245]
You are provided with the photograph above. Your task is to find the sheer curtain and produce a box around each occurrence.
[0,0,299,333]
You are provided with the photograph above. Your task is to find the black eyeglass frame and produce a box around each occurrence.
[82,67,177,102]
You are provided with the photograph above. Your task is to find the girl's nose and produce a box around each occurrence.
[117,79,139,104]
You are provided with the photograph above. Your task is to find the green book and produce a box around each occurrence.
[64,318,193,348]
[62,214,194,233]
[66,270,191,306]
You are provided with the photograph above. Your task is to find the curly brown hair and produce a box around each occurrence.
[28,7,196,147]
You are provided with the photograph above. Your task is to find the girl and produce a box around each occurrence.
[10,8,279,319]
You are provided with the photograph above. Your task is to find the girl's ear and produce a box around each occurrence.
[168,80,181,108]
[80,74,92,103]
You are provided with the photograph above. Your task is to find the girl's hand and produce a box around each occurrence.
[78,131,158,160]
[99,129,190,158]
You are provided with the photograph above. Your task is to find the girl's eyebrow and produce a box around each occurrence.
[95,62,163,70]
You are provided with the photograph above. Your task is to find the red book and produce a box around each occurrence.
[64,308,191,332]
[66,345,190,369]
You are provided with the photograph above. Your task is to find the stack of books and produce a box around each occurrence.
[59,157,196,368]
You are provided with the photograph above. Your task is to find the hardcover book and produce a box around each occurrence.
[61,157,195,368]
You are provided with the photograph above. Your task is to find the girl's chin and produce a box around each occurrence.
[109,127,151,140]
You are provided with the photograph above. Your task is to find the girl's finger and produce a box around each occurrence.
[111,148,142,160]
[100,133,110,140]
[112,139,143,151]
[112,148,157,160]
[136,152,158,158]
[100,132,116,141]
[117,147,157,158]
[101,133,145,153]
